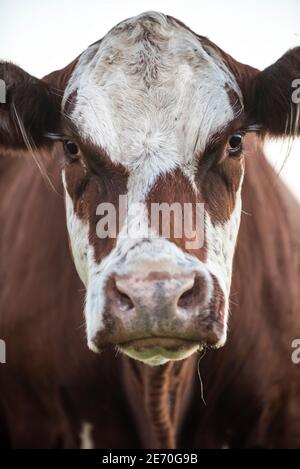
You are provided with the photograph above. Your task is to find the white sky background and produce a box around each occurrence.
[0,0,300,200]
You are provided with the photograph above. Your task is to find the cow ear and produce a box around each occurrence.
[246,47,300,137]
[0,62,61,150]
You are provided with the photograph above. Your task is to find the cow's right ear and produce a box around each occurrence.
[0,62,61,150]
[244,47,300,138]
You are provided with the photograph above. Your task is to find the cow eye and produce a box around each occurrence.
[63,139,79,158]
[228,133,243,156]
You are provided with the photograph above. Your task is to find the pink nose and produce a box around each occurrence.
[114,271,198,314]
[95,269,225,349]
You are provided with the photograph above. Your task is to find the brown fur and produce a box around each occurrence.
[1,138,300,448]
[1,16,300,448]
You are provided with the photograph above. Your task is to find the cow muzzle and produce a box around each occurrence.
[89,263,226,365]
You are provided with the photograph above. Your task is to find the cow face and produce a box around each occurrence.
[1,12,299,365]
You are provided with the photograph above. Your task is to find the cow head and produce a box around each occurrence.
[1,12,299,365]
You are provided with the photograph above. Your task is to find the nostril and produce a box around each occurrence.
[117,291,134,311]
[114,280,135,311]
[177,278,197,309]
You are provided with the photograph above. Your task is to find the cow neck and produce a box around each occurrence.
[122,355,197,448]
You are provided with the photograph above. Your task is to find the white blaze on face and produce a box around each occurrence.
[63,11,240,173]
[61,11,244,354]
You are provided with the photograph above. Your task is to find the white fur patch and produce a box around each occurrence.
[62,171,90,286]
[204,175,244,342]
[63,12,240,183]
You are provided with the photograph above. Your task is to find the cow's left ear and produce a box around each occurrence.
[244,47,300,137]
[0,62,61,150]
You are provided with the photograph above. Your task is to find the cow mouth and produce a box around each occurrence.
[117,337,202,365]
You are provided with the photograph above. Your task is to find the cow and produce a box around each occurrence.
[0,11,300,449]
